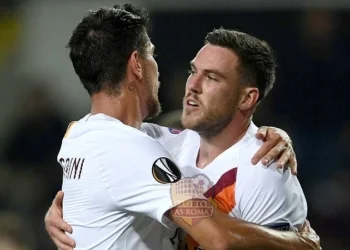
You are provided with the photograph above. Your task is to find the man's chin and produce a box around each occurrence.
[145,112,161,121]
[145,103,162,120]
[181,118,199,131]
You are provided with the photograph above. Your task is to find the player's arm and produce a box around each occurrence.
[101,137,238,250]
[101,135,311,250]
[45,191,75,250]
[43,136,307,250]
[43,193,320,250]
[168,200,231,250]
[167,202,319,250]
[225,156,320,250]
[141,123,298,174]
[211,209,320,250]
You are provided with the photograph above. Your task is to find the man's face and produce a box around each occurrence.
[141,42,161,119]
[181,43,242,137]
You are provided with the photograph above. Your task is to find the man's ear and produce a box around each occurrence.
[128,51,143,81]
[238,87,259,111]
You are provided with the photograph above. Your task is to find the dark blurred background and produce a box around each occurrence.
[0,0,349,249]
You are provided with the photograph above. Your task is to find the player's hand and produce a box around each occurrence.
[45,191,76,250]
[252,126,297,175]
[300,220,322,250]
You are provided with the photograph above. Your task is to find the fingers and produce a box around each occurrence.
[53,191,64,207]
[303,220,317,235]
[300,220,321,249]
[54,217,73,234]
[50,234,75,250]
[252,137,286,165]
[45,206,72,234]
[48,226,76,249]
[277,149,297,175]
[251,139,277,165]
[289,151,298,175]
[45,191,75,250]
[253,127,298,175]
[275,148,297,175]
[279,151,297,175]
[301,231,321,249]
[276,150,290,169]
[253,126,285,165]
[264,140,290,166]
[267,144,298,175]
[305,234,320,249]
[301,220,311,232]
[255,126,268,141]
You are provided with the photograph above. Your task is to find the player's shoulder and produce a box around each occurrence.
[162,128,199,155]
[241,122,263,148]
[100,128,178,182]
[235,122,293,180]
[68,114,142,135]
[91,122,171,166]
[104,124,170,160]
[140,122,186,146]
[105,125,166,156]
[227,122,262,160]
[141,122,183,135]
[63,115,160,152]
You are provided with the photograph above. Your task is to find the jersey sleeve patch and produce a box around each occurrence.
[168,128,182,134]
[152,157,181,184]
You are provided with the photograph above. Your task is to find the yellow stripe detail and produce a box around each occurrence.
[64,121,77,138]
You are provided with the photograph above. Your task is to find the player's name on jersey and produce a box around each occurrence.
[59,157,85,180]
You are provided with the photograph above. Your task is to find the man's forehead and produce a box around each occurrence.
[192,44,238,70]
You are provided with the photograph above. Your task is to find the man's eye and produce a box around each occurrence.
[207,75,218,81]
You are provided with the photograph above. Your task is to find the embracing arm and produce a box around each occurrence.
[45,191,75,250]
[168,206,319,250]
[210,209,320,250]
[45,192,320,250]
[169,165,319,250]
[141,123,298,174]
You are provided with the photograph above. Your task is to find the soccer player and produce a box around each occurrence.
[161,28,311,249]
[137,29,317,250]
[45,4,320,250]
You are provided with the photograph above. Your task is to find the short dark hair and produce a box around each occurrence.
[205,28,276,101]
[67,4,150,95]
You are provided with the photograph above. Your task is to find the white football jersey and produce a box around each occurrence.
[145,122,308,250]
[140,123,182,146]
[58,114,187,250]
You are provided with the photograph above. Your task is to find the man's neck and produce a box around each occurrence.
[90,89,144,129]
[196,115,251,169]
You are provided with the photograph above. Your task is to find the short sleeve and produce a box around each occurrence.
[235,162,307,231]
